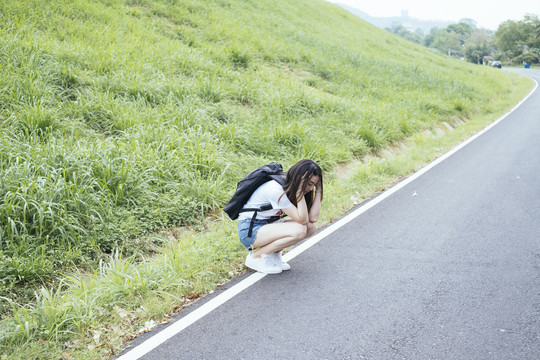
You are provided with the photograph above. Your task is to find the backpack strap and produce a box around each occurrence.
[239,204,273,237]
[269,174,286,186]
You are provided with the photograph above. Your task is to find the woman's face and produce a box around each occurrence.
[304,175,319,194]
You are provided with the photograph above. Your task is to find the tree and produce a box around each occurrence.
[447,23,473,48]
[464,30,494,63]
[523,14,540,50]
[514,52,540,64]
[495,20,532,59]
[459,18,477,29]
[424,27,439,48]
[425,27,465,57]
[414,28,425,38]
[448,22,473,37]
[386,24,423,45]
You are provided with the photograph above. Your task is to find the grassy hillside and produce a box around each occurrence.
[0,0,532,358]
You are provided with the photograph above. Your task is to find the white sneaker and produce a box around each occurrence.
[272,252,291,271]
[245,253,282,274]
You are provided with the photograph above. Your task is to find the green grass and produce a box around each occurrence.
[0,0,534,358]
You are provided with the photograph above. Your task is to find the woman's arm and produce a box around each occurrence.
[282,188,310,225]
[308,190,322,223]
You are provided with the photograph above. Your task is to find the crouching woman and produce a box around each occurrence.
[238,159,323,274]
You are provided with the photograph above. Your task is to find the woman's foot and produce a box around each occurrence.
[272,252,291,271]
[245,253,282,274]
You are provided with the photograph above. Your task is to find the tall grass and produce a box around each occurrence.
[0,0,532,357]
[0,0,520,284]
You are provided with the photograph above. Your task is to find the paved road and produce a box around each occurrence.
[120,68,540,360]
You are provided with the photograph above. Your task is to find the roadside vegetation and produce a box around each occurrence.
[387,14,540,66]
[0,0,534,358]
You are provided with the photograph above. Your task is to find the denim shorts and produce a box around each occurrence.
[238,218,275,250]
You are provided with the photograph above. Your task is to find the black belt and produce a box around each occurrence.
[239,203,284,238]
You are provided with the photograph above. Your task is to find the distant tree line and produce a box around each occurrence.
[386,14,540,66]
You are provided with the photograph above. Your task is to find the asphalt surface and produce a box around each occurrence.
[120,68,540,360]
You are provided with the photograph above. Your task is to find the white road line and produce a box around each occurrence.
[117,79,537,360]
[117,272,266,360]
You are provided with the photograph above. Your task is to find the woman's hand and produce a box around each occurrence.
[315,179,322,194]
[309,178,322,223]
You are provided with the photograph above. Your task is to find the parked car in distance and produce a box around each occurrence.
[492,61,502,69]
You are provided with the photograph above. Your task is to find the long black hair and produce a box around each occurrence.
[283,159,323,211]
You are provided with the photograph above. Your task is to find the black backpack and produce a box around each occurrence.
[224,162,287,237]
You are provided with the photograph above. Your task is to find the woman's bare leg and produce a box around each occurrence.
[306,222,317,237]
[251,221,307,257]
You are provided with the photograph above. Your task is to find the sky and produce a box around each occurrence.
[326,0,539,30]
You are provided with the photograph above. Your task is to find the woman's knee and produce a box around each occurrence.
[291,223,308,242]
